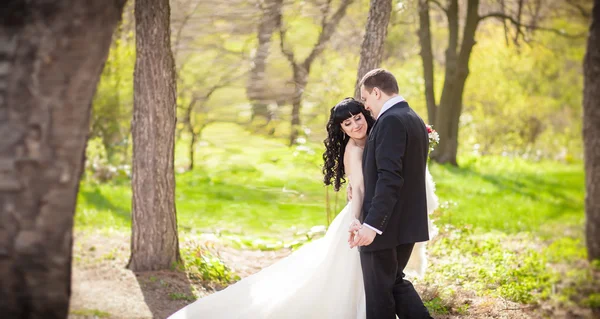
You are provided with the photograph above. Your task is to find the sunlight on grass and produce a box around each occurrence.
[75,123,595,314]
[77,123,585,238]
[429,155,584,235]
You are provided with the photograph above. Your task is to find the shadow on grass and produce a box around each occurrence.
[433,161,584,232]
[475,171,583,217]
[80,187,131,222]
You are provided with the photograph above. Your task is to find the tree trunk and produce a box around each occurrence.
[289,66,307,146]
[188,127,197,171]
[431,0,479,166]
[354,0,393,99]
[248,0,284,123]
[281,0,354,146]
[0,1,125,317]
[418,0,437,124]
[129,0,181,271]
[584,0,600,262]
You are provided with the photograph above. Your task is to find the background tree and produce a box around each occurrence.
[128,0,181,271]
[354,0,393,98]
[280,0,355,145]
[584,0,600,262]
[247,0,285,125]
[0,0,125,316]
[418,0,584,165]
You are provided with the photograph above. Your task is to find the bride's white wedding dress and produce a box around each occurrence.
[168,168,438,319]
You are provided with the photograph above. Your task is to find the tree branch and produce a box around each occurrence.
[172,0,201,59]
[565,0,591,18]
[478,12,586,38]
[430,0,448,14]
[303,0,354,70]
[279,26,297,67]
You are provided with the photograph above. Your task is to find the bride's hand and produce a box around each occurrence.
[348,219,361,232]
[348,219,361,246]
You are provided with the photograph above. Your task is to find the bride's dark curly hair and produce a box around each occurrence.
[323,97,375,191]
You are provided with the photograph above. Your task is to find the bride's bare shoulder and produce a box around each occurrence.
[346,140,364,157]
[343,141,363,171]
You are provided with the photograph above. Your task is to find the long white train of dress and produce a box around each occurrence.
[168,167,438,319]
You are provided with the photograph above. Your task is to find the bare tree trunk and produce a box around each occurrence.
[289,66,308,145]
[0,1,125,317]
[129,0,181,271]
[584,0,600,262]
[354,0,393,99]
[188,126,197,171]
[248,0,284,123]
[418,0,437,124]
[430,0,459,165]
[431,0,479,166]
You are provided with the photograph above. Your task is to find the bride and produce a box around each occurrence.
[168,98,438,319]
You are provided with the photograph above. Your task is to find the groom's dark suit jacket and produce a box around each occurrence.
[360,101,430,252]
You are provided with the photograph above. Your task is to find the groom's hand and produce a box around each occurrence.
[350,226,376,248]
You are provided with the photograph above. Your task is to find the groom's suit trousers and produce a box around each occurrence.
[360,243,433,319]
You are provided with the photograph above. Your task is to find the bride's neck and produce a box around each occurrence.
[351,137,366,148]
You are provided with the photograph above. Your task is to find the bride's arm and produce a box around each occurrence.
[344,144,365,219]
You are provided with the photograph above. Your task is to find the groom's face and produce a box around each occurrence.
[360,85,382,118]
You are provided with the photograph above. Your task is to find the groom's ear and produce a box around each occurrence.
[373,87,381,99]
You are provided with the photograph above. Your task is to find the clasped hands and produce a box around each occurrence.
[348,218,376,248]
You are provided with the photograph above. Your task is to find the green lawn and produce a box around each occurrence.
[76,123,597,313]
[77,123,585,238]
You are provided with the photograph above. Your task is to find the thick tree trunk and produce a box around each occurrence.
[248,0,284,122]
[431,0,479,166]
[584,0,600,262]
[354,0,393,99]
[129,0,181,271]
[418,0,437,124]
[0,1,125,317]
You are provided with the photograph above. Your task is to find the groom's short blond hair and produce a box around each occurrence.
[359,68,399,96]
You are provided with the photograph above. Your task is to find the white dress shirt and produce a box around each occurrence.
[377,95,406,119]
[363,95,406,235]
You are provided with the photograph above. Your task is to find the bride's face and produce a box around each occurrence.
[341,113,368,140]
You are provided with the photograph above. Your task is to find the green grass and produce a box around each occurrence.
[76,123,597,314]
[77,122,585,238]
[429,155,585,236]
[70,308,111,318]
[77,123,343,235]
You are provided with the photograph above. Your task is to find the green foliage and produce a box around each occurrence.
[583,293,600,309]
[424,297,451,315]
[546,237,588,263]
[461,27,585,160]
[91,26,135,166]
[426,228,559,304]
[180,244,240,286]
[168,292,197,302]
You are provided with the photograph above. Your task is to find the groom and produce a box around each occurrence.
[349,68,433,319]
